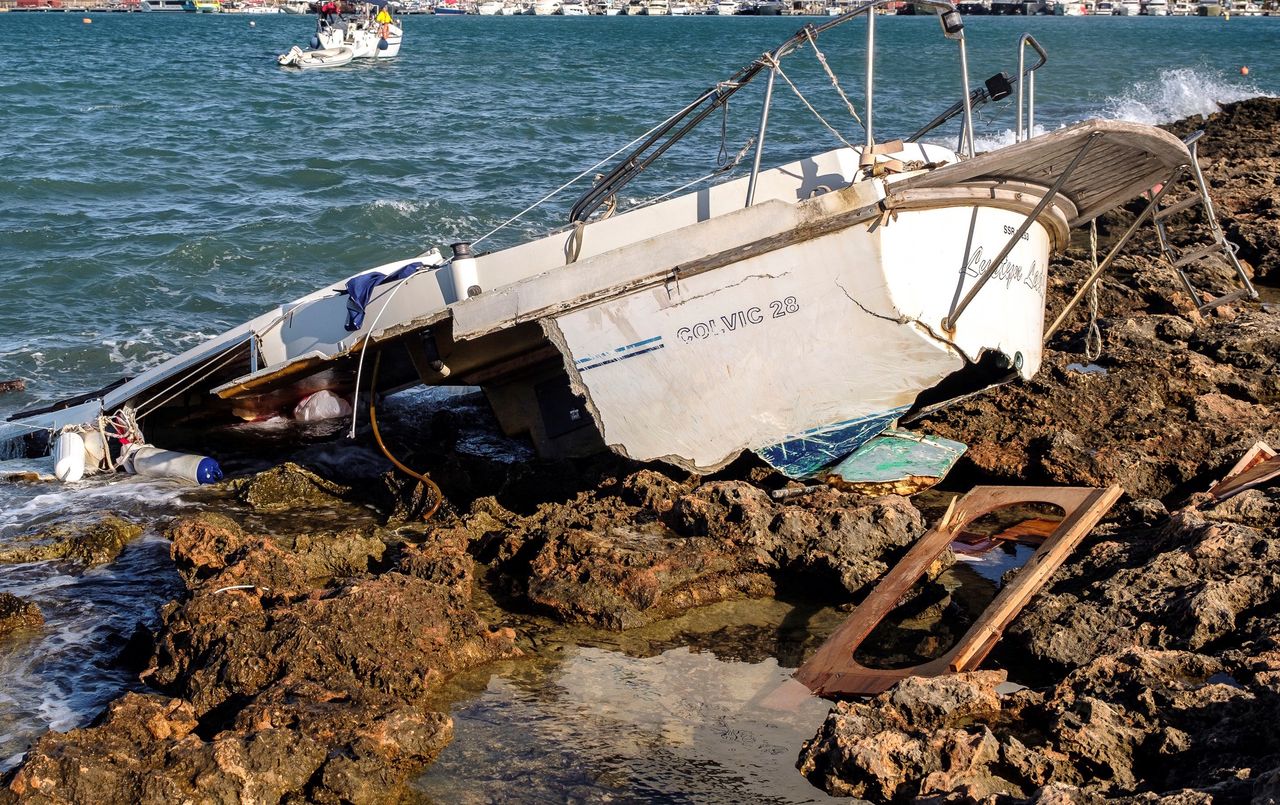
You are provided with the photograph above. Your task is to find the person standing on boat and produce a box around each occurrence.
[375,5,392,39]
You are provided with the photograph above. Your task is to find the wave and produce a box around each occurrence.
[1094,66,1273,126]
[971,67,1271,152]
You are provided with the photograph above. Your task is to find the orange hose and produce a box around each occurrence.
[368,353,443,521]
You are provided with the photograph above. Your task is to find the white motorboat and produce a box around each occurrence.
[1113,0,1139,12]
[8,6,1255,488]
[645,0,669,12]
[562,1,590,12]
[224,2,283,11]
[315,10,403,59]
[478,0,504,12]
[533,0,560,12]
[670,0,693,11]
[139,0,186,10]
[277,44,354,68]
[718,0,741,11]
[281,0,311,12]
[1141,0,1168,12]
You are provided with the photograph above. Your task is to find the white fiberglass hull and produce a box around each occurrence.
[549,199,1052,472]
[6,121,1192,480]
[318,23,403,59]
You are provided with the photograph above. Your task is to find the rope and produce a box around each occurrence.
[763,54,856,151]
[368,353,443,522]
[471,114,682,249]
[804,28,865,132]
[1084,219,1103,362]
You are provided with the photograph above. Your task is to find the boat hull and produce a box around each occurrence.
[546,195,1053,473]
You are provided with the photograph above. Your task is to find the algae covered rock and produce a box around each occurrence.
[0,592,43,638]
[0,514,143,567]
[231,461,352,512]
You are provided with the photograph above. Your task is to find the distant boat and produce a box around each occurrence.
[1112,0,1139,13]
[562,0,590,12]
[434,0,468,11]
[139,0,186,10]
[1141,0,1168,13]
[477,0,502,12]
[183,0,221,12]
[533,0,560,12]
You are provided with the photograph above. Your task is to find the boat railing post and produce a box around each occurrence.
[1016,34,1047,141]
[745,61,778,208]
[865,5,875,148]
[931,5,972,157]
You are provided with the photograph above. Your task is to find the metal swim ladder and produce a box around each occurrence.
[1152,130,1258,314]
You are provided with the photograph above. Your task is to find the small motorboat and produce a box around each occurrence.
[277,45,354,68]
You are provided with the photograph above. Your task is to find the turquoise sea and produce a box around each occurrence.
[0,10,1277,795]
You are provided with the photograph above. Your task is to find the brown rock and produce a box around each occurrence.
[0,592,42,638]
[0,515,143,567]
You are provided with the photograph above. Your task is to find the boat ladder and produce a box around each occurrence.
[1151,130,1258,314]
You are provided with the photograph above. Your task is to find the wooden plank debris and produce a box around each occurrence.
[1210,441,1280,502]
[793,485,1123,698]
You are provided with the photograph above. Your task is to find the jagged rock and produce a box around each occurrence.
[231,461,353,512]
[798,649,1280,801]
[4,689,450,805]
[0,515,143,567]
[166,512,388,591]
[0,592,42,638]
[460,473,927,630]
[1006,503,1280,672]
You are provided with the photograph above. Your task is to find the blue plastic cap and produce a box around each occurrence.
[196,457,224,485]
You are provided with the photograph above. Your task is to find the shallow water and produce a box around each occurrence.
[417,596,853,804]
[1,9,1277,793]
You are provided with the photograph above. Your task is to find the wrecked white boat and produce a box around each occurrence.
[3,7,1256,484]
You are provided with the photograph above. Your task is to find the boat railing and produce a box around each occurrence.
[1015,33,1047,142]
[567,0,972,224]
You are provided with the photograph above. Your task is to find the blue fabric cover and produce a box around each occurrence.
[343,262,421,332]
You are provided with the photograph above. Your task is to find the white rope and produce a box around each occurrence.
[764,55,856,151]
[346,273,420,439]
[1085,219,1103,362]
[804,29,865,131]
[471,114,683,248]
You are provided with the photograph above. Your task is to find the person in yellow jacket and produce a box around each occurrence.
[375,5,392,39]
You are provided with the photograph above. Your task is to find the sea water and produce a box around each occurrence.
[0,11,1277,794]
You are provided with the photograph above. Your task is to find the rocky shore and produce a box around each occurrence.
[3,98,1279,803]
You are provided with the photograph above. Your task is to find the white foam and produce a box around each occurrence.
[1093,67,1272,127]
[0,475,189,536]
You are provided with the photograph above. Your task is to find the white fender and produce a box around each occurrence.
[53,431,86,483]
[124,445,224,485]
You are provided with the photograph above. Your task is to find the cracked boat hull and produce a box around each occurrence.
[548,198,1054,474]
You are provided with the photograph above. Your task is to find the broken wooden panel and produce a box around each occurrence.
[793,485,1123,698]
[1210,441,1280,501]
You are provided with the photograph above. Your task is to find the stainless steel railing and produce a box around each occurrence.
[1015,34,1048,142]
